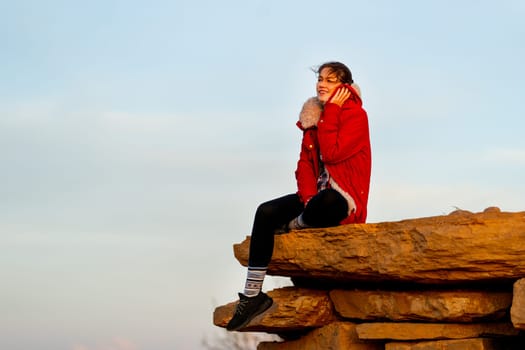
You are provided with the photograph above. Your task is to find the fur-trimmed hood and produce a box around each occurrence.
[298,83,361,129]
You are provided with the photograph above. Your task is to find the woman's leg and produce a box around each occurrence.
[293,188,349,228]
[241,194,302,297]
[227,194,303,331]
[244,190,346,296]
[248,194,304,267]
[248,193,303,267]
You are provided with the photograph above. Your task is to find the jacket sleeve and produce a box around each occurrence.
[317,99,369,164]
[295,130,318,205]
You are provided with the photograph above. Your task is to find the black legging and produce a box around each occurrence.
[248,189,348,267]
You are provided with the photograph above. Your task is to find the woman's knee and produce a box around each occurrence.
[253,194,303,227]
[303,189,349,227]
[309,189,345,208]
[255,200,279,221]
[322,189,347,206]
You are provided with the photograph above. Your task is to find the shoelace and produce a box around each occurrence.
[235,298,250,315]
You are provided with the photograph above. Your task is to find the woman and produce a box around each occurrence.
[226,61,372,331]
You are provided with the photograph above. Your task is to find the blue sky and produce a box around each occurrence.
[1,1,524,349]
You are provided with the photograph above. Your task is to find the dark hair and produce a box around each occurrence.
[315,61,353,84]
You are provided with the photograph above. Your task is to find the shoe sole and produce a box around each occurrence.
[227,297,273,331]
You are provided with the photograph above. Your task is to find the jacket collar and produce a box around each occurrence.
[297,97,323,130]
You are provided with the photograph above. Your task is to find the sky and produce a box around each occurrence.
[1,0,524,349]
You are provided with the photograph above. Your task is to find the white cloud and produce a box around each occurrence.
[482,147,525,165]
[0,97,64,128]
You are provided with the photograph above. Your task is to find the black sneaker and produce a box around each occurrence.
[226,292,273,331]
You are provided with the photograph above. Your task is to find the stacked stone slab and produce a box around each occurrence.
[214,208,525,349]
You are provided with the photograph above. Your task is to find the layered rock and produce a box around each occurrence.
[329,290,512,322]
[233,208,525,284]
[511,278,525,329]
[385,338,525,350]
[257,322,382,350]
[355,322,519,340]
[214,208,525,349]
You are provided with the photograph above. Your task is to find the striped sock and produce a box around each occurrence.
[288,213,310,230]
[243,266,267,297]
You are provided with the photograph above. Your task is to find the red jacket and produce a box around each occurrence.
[295,85,371,224]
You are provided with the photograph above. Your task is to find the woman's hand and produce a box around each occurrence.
[329,86,351,107]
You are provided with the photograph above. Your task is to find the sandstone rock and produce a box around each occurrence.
[216,208,525,348]
[510,278,525,329]
[257,322,383,350]
[385,338,523,350]
[233,209,525,284]
[330,290,511,322]
[213,287,336,332]
[355,322,519,341]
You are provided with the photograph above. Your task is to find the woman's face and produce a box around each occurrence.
[316,68,342,104]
